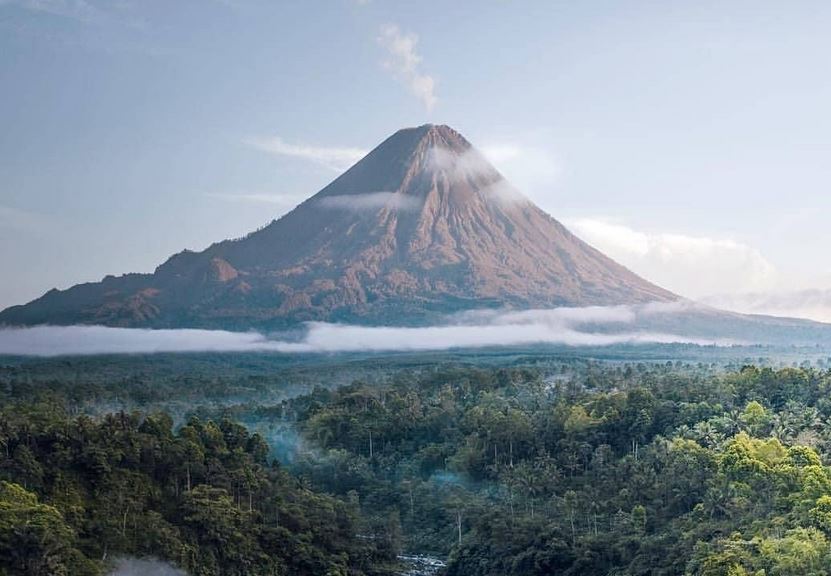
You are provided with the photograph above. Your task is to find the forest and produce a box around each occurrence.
[3,353,831,574]
[281,362,831,575]
[0,401,399,575]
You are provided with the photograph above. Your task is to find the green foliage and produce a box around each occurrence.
[0,481,96,576]
[0,407,388,576]
[284,364,831,575]
[740,401,771,437]
[6,356,831,574]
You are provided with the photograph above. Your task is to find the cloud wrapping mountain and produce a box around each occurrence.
[316,191,420,211]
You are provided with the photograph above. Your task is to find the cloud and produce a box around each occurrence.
[0,305,728,357]
[479,179,529,206]
[428,147,498,180]
[427,146,528,206]
[566,218,777,299]
[702,289,831,323]
[377,24,437,112]
[479,143,562,198]
[426,140,557,206]
[316,192,420,211]
[479,145,523,164]
[109,557,186,576]
[0,326,282,356]
[246,136,367,172]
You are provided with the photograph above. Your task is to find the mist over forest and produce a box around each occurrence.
[3,349,831,574]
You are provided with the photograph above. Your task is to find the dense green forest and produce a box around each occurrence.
[4,354,831,574]
[0,404,396,575]
[281,363,831,575]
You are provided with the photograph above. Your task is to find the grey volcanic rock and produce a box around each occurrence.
[0,124,676,329]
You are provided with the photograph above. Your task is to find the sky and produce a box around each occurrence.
[2,0,831,320]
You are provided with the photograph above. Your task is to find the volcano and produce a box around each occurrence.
[0,124,677,329]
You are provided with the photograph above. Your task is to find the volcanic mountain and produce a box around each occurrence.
[0,124,677,330]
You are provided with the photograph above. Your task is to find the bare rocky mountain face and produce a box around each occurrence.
[1,124,677,330]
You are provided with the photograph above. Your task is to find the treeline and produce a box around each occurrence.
[0,400,396,575]
[283,364,831,575]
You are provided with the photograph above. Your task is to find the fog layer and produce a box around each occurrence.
[0,304,726,356]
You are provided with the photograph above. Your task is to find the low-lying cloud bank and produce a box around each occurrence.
[0,303,731,357]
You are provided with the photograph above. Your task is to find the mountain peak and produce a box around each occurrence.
[313,123,490,203]
[0,125,676,329]
[382,123,505,206]
[390,124,473,158]
[393,123,458,135]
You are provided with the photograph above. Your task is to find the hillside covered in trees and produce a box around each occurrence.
[4,354,831,574]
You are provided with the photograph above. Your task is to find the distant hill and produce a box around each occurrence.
[2,124,680,329]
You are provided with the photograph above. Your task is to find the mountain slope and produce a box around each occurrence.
[0,124,676,329]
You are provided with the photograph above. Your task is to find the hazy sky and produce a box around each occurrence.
[2,1,831,320]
